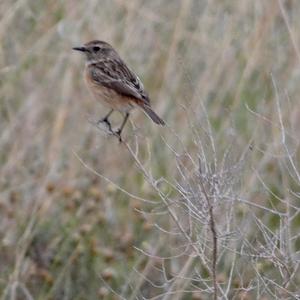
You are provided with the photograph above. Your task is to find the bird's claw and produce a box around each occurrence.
[113,129,123,143]
[96,118,123,143]
[97,118,113,132]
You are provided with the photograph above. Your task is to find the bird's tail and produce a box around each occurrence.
[141,104,165,125]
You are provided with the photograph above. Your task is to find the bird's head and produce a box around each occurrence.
[72,40,118,62]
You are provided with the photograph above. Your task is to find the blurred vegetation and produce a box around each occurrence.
[0,0,299,299]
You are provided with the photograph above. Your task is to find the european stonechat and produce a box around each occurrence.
[73,40,165,141]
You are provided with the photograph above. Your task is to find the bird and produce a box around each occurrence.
[72,40,165,141]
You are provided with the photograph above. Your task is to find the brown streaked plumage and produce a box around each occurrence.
[73,40,165,141]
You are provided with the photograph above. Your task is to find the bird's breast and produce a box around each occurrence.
[84,67,134,112]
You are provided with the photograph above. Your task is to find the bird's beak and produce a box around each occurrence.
[72,46,87,52]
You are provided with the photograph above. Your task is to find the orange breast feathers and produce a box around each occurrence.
[84,67,135,112]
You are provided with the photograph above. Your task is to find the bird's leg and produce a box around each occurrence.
[97,109,114,132]
[114,113,129,142]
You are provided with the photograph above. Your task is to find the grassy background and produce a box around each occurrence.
[0,0,299,299]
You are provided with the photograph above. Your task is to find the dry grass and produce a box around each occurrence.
[0,0,300,299]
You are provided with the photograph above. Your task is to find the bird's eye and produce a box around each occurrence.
[93,46,100,52]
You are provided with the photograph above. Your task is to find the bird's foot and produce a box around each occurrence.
[97,117,113,133]
[113,129,123,143]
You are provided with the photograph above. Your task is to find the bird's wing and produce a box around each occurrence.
[89,59,150,105]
